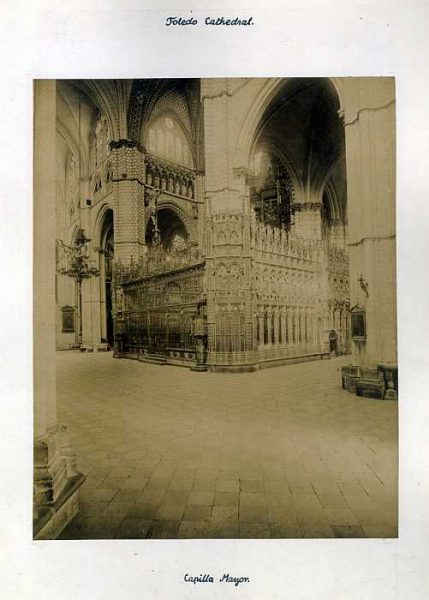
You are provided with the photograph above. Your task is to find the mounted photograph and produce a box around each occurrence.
[33,77,397,540]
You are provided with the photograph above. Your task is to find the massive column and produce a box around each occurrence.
[81,275,102,348]
[291,199,329,354]
[109,140,146,358]
[79,194,103,349]
[342,78,396,371]
[202,79,242,213]
[110,140,146,266]
[202,80,255,369]
[291,201,323,241]
[34,80,84,539]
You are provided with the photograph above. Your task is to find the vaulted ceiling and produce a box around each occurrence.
[253,78,346,212]
[127,79,204,167]
[59,79,204,168]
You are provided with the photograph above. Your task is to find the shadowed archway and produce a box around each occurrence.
[100,209,114,345]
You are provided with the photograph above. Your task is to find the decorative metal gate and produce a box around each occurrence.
[117,263,206,363]
[123,304,200,355]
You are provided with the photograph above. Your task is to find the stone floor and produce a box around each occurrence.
[57,352,397,539]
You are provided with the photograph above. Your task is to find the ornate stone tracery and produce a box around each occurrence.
[89,112,113,202]
[144,153,195,200]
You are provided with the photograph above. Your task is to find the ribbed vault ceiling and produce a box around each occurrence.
[254,78,346,205]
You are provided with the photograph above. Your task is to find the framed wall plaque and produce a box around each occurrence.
[351,307,366,341]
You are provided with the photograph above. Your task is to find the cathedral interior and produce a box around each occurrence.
[34,77,397,539]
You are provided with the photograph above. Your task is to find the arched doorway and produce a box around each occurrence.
[100,210,114,346]
[246,78,350,358]
[249,78,346,223]
[145,206,189,251]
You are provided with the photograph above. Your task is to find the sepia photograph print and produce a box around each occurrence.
[34,77,397,541]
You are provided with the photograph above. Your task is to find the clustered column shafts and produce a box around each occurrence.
[34,80,85,540]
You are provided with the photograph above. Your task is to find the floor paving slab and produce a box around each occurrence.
[57,352,397,539]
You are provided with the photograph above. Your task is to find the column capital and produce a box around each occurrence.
[233,165,252,181]
[337,108,346,126]
[337,78,396,129]
[110,140,146,182]
[109,138,145,153]
[291,201,322,213]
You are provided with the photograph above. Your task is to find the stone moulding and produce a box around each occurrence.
[342,363,398,400]
[109,138,145,153]
[341,364,361,393]
[207,350,329,373]
[33,473,85,540]
[33,425,86,540]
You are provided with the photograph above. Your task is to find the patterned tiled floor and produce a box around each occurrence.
[57,352,398,539]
